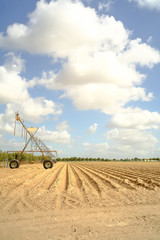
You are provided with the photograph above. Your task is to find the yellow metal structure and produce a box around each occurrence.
[28,127,37,133]
[9,112,57,169]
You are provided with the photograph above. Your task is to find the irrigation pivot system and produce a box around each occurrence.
[8,112,57,169]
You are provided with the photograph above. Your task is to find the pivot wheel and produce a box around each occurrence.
[9,160,20,169]
[43,160,53,169]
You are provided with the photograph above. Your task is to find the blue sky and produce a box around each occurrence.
[0,0,160,159]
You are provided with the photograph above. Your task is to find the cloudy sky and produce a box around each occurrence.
[0,0,160,159]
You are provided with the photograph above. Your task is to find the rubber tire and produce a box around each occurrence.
[43,160,53,169]
[9,160,20,169]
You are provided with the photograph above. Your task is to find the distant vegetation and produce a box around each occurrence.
[0,151,160,166]
[56,157,160,162]
[0,151,43,165]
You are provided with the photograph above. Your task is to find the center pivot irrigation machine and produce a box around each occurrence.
[8,112,57,169]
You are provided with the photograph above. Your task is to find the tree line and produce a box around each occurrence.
[0,151,160,163]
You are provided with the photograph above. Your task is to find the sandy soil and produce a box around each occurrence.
[0,162,160,240]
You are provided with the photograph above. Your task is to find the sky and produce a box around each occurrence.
[0,0,160,159]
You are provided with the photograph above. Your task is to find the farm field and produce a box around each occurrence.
[0,161,160,239]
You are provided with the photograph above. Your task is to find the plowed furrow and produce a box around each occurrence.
[59,163,71,208]
[1,170,42,198]
[21,166,65,211]
[97,166,160,181]
[69,165,90,204]
[132,168,160,177]
[0,169,30,182]
[61,163,84,209]
[53,163,69,192]
[1,162,160,213]
[76,165,118,190]
[41,164,64,190]
[92,167,156,190]
[73,165,101,198]
[9,189,36,213]
[0,168,39,191]
[78,165,136,190]
[72,164,134,206]
[19,190,37,211]
[52,163,70,209]
[65,164,69,191]
[2,170,52,211]
[92,166,146,183]
[113,168,160,181]
[107,169,157,190]
[77,164,157,190]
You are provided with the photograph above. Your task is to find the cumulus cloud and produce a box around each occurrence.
[106,128,158,147]
[5,99,62,123]
[10,0,158,115]
[128,0,160,10]
[98,0,114,12]
[105,107,160,158]
[64,84,153,114]
[105,128,158,158]
[82,114,160,158]
[0,113,13,134]
[147,36,153,44]
[0,138,25,151]
[0,53,29,104]
[82,125,159,158]
[0,0,160,144]
[83,142,91,147]
[83,142,109,158]
[119,38,160,68]
[37,125,72,144]
[87,123,98,134]
[0,52,62,123]
[56,120,70,131]
[0,0,129,56]
[4,52,25,74]
[107,107,160,130]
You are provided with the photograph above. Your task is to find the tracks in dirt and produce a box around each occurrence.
[0,162,160,213]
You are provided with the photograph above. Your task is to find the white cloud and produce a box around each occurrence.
[83,142,91,147]
[0,138,25,151]
[5,99,62,123]
[98,0,114,12]
[0,0,160,147]
[47,52,146,88]
[107,108,160,130]
[4,52,25,74]
[11,0,159,115]
[56,120,70,131]
[0,113,13,134]
[0,0,113,56]
[128,0,160,10]
[119,38,160,68]
[105,128,159,158]
[37,125,72,144]
[0,113,28,151]
[147,36,153,44]
[83,126,159,159]
[0,0,130,57]
[87,123,98,134]
[104,107,160,158]
[0,53,29,104]
[106,128,158,148]
[83,142,109,158]
[62,84,152,114]
[0,52,62,123]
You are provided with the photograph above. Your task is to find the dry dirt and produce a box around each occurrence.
[0,161,160,240]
